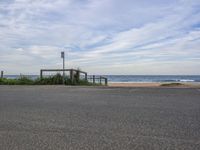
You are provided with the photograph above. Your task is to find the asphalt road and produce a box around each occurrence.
[0,86,200,150]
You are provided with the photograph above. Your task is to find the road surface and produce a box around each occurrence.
[0,86,200,150]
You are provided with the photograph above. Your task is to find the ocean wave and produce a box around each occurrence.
[157,79,196,82]
[179,79,195,82]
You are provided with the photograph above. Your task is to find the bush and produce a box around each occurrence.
[160,83,184,86]
[0,76,34,85]
[17,76,34,85]
[0,73,101,86]
[34,73,64,85]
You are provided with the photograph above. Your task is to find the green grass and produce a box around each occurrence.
[0,74,98,86]
[0,76,34,85]
[160,83,184,87]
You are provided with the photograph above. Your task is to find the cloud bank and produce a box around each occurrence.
[0,0,200,75]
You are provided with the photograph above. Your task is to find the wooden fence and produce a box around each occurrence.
[40,69,87,81]
[40,69,108,86]
[87,75,108,86]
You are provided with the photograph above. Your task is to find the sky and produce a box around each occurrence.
[0,0,200,75]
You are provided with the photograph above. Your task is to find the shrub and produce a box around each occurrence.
[0,73,101,86]
[160,83,184,86]
[0,76,34,85]
[17,76,34,85]
[35,73,63,85]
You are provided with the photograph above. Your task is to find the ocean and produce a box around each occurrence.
[104,75,200,83]
[3,75,200,83]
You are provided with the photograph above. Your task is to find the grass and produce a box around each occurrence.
[160,83,184,87]
[0,76,34,85]
[0,74,101,86]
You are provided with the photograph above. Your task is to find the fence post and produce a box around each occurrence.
[40,70,43,79]
[76,70,80,81]
[105,78,108,86]
[85,73,87,81]
[100,76,102,84]
[1,71,3,78]
[93,75,95,84]
[70,69,74,83]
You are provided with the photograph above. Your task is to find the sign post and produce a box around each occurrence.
[61,51,65,84]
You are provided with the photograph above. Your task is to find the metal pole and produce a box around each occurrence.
[61,51,65,84]
[63,54,65,84]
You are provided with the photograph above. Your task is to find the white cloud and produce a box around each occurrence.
[0,0,200,75]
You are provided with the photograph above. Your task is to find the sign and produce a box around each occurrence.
[61,51,64,58]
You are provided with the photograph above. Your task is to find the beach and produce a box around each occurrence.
[109,82,200,88]
[0,85,200,150]
[109,82,161,87]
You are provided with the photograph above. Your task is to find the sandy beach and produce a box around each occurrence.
[109,82,200,88]
[109,82,161,87]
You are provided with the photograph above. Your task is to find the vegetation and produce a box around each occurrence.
[0,73,98,86]
[0,75,34,85]
[160,83,184,87]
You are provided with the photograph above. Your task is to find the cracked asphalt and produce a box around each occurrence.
[0,86,200,150]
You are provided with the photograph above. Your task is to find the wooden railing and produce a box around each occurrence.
[87,75,108,86]
[40,69,87,81]
[40,69,108,86]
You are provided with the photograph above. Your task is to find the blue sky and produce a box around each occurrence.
[0,0,200,75]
